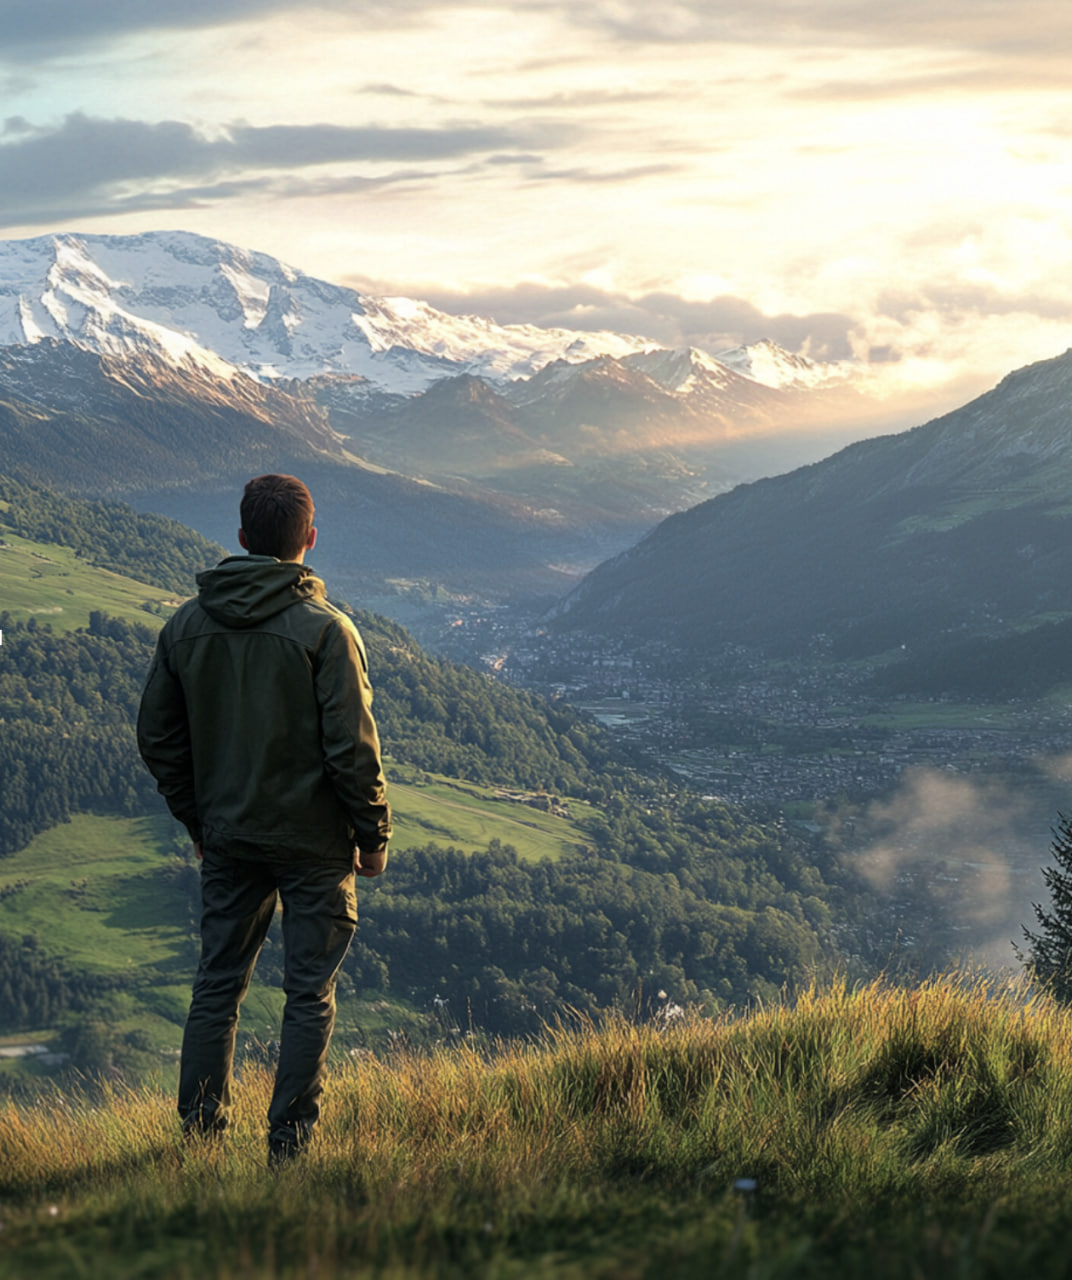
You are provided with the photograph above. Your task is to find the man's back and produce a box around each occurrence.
[138,554,390,861]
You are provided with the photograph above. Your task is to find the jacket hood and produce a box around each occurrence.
[196,556,326,628]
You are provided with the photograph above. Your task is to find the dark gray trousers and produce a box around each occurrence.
[178,846,357,1148]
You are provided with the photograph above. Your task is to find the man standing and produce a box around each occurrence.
[138,473,391,1165]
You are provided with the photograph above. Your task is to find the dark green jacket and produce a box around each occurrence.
[137,555,391,861]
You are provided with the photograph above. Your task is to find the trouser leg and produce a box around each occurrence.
[267,859,357,1149]
[178,851,277,1135]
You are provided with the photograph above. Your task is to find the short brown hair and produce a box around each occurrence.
[240,474,315,560]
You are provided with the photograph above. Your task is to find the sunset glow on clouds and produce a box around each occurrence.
[2,0,1072,418]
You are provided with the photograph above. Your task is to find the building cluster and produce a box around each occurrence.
[466,624,1072,813]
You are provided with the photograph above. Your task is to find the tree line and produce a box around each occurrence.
[345,836,834,1036]
[0,933,120,1031]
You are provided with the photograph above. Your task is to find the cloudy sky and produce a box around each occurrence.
[2,0,1071,418]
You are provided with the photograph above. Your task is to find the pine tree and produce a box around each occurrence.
[1020,813,1072,1001]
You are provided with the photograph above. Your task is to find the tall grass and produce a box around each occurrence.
[3,977,1072,1278]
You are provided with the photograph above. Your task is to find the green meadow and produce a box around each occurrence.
[3,979,1072,1278]
[0,530,178,630]
[0,814,192,977]
[0,813,203,1059]
[0,781,596,982]
[387,767,599,863]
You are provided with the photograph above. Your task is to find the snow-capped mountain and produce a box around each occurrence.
[0,230,845,399]
[0,228,875,608]
[711,338,849,391]
[0,230,663,395]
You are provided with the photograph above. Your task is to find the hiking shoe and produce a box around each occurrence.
[267,1137,305,1170]
[182,1118,227,1145]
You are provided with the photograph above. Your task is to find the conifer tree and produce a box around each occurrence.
[1021,813,1072,1001]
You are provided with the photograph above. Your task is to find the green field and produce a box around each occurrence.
[387,768,598,862]
[0,530,178,630]
[858,700,1024,730]
[0,813,201,1053]
[0,813,193,976]
[0,778,595,984]
[0,812,378,1056]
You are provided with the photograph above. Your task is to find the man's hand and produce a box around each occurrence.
[356,847,388,878]
[194,841,203,861]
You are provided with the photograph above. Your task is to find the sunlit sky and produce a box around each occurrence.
[3,0,1072,416]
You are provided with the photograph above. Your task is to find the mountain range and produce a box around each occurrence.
[0,230,872,607]
[12,226,1072,687]
[0,230,848,398]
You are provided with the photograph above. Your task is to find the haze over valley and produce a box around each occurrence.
[4,227,1072,982]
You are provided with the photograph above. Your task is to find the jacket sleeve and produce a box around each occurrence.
[136,631,202,842]
[315,617,392,854]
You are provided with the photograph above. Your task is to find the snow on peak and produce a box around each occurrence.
[0,232,242,381]
[712,339,848,391]
[352,294,657,383]
[0,231,853,400]
[218,261,271,329]
[624,346,737,394]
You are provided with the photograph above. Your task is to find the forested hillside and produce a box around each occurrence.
[0,612,159,853]
[348,827,834,1033]
[0,481,849,1038]
[0,473,225,594]
[0,607,628,858]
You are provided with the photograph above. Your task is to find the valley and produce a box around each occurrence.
[494,624,1072,969]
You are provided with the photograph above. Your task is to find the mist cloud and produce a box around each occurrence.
[852,766,1053,968]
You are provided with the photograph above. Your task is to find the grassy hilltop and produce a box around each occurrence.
[2,978,1072,1279]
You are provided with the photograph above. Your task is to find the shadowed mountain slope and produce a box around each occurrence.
[552,347,1072,661]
